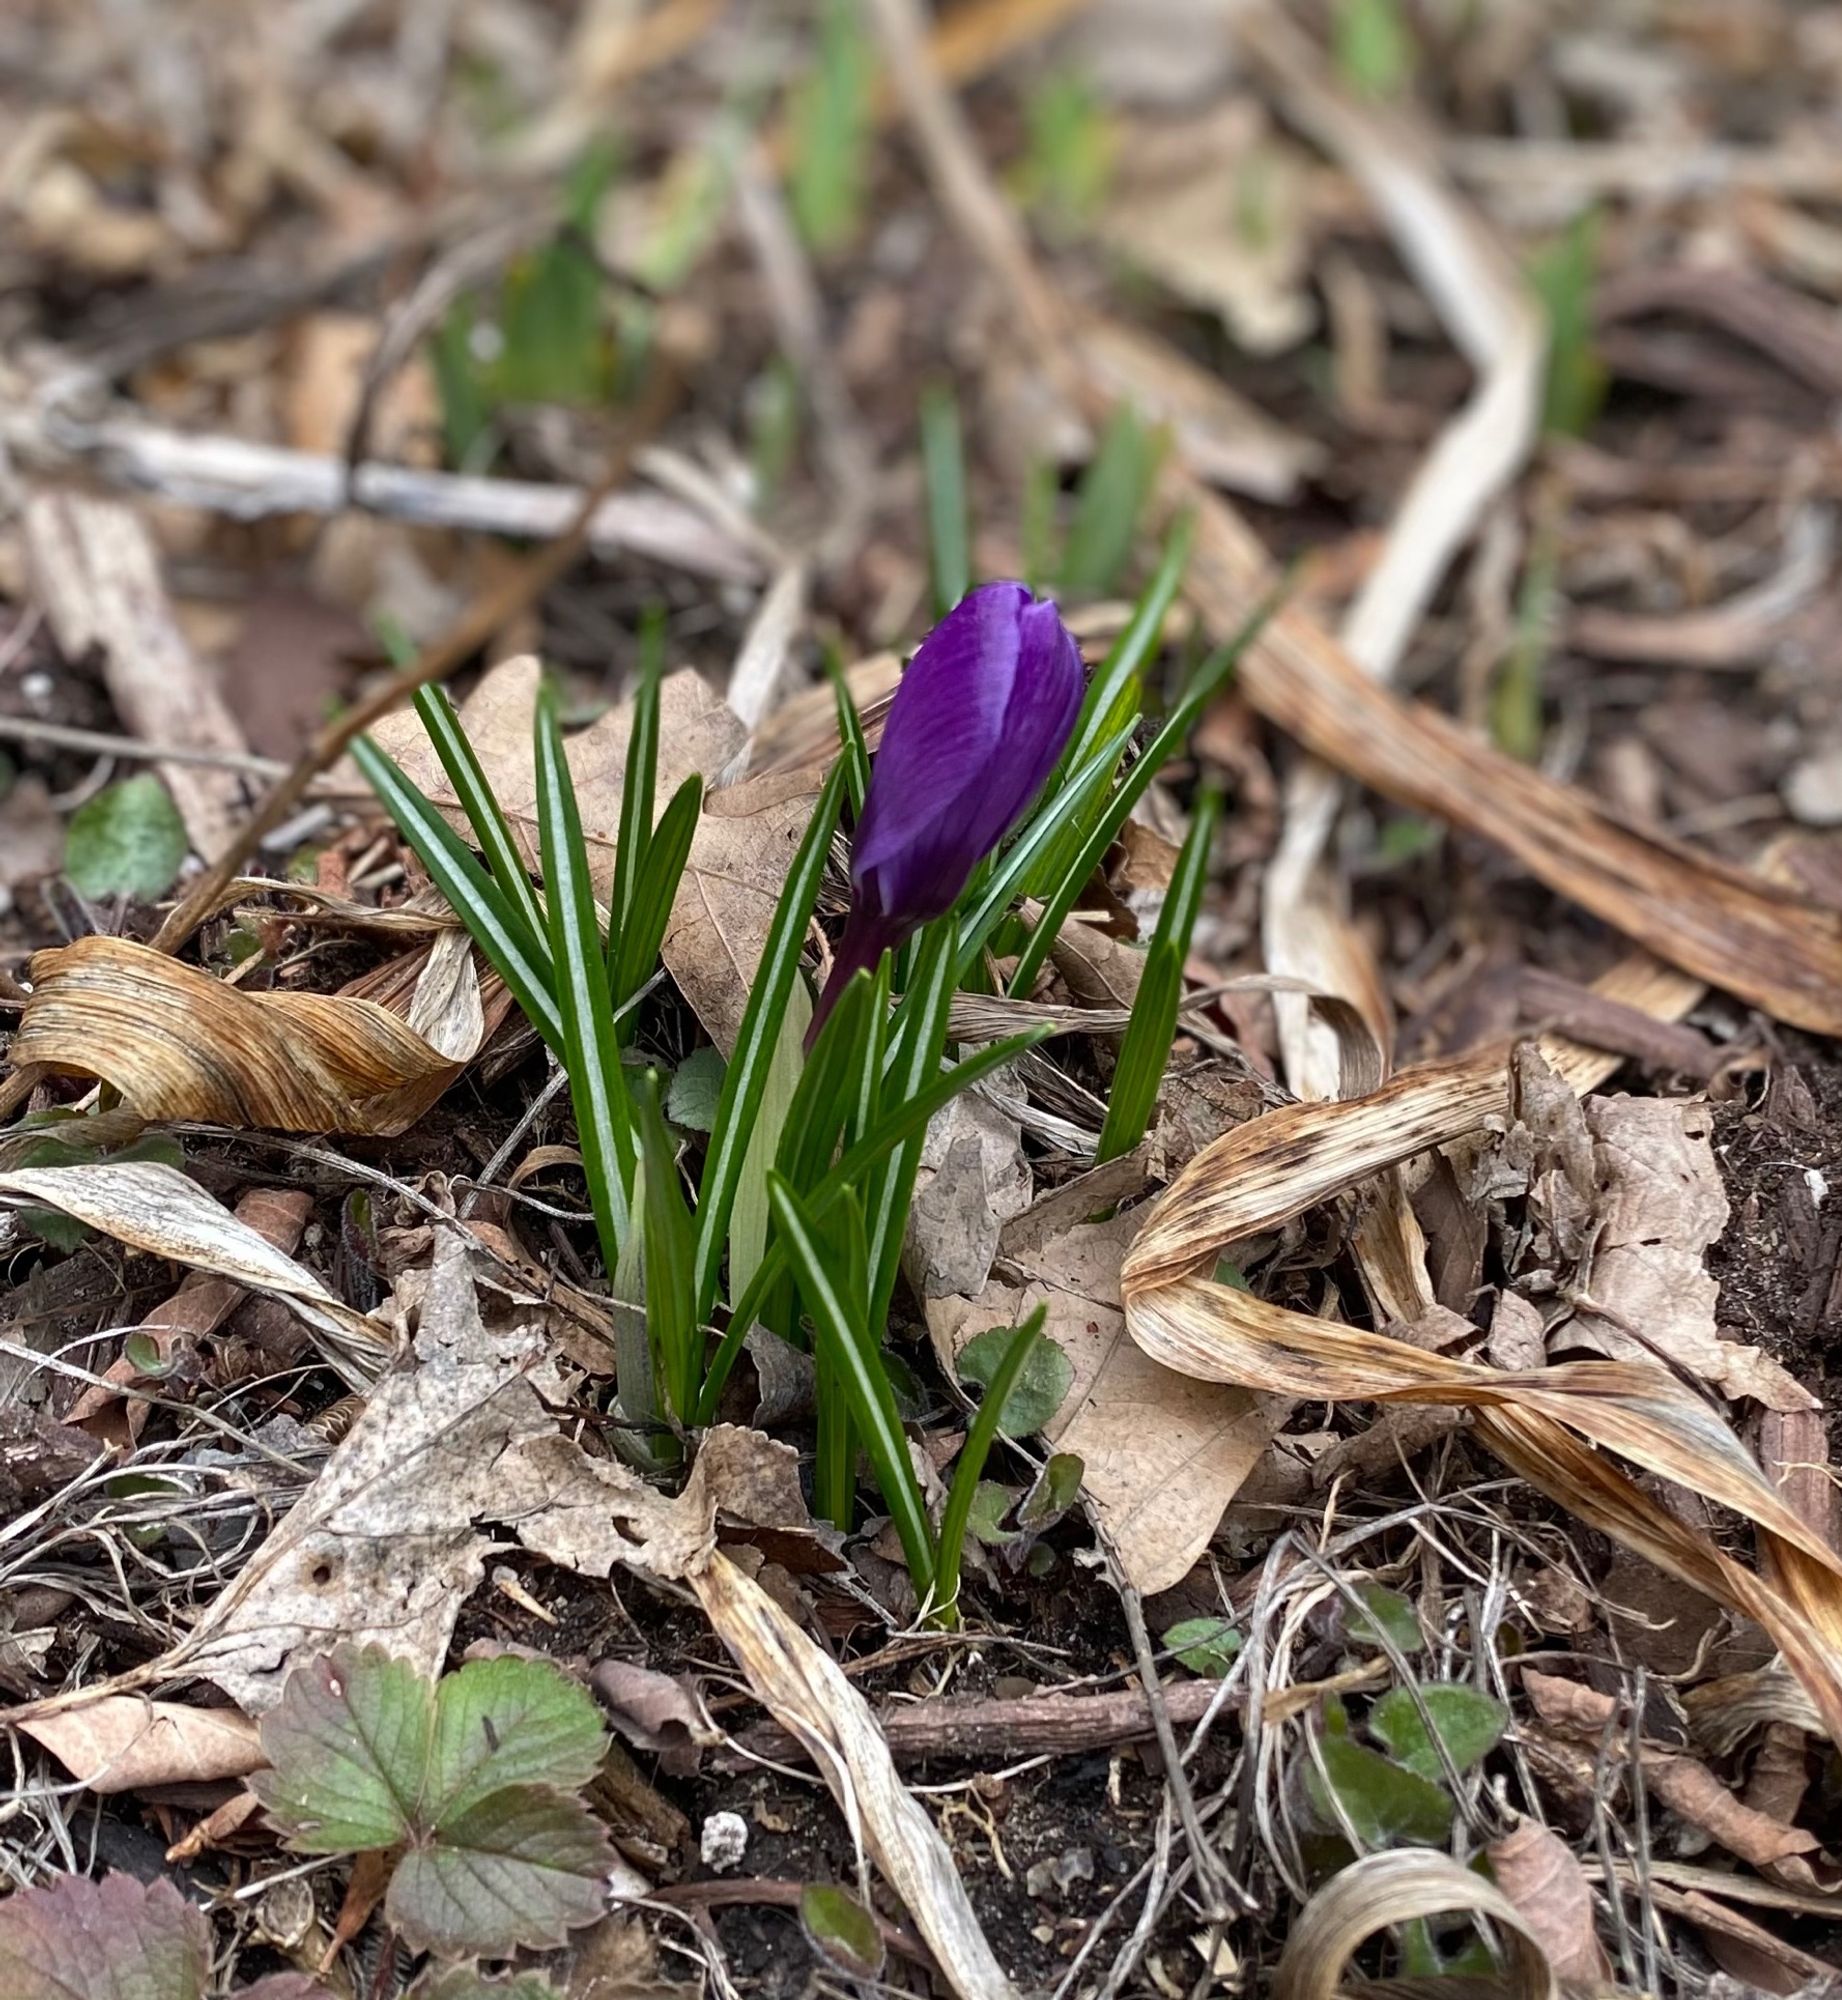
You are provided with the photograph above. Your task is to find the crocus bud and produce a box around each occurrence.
[814,580,1083,1031]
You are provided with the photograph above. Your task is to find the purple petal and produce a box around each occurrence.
[851,582,1026,885]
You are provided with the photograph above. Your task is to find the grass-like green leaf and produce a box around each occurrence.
[826,650,871,818]
[695,1024,1051,1422]
[728,981,809,1305]
[788,0,872,255]
[956,717,1138,982]
[864,918,955,1331]
[1009,594,1269,999]
[354,736,564,1052]
[610,608,666,966]
[1059,405,1167,598]
[535,683,635,1254]
[1028,513,1194,897]
[411,684,546,950]
[813,1188,868,1529]
[920,381,970,615]
[770,1173,934,1597]
[636,1071,698,1420]
[935,1305,1047,1621]
[611,771,701,1020]
[692,762,847,1322]
[1097,784,1219,1162]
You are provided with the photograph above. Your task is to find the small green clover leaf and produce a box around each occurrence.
[957,1322,1073,1433]
[65,775,188,901]
[1369,1684,1507,1783]
[1163,1617,1242,1676]
[254,1644,612,1958]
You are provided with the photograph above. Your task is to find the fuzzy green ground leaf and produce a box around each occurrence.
[956,1322,1072,1434]
[1308,1731,1454,1848]
[664,1046,726,1133]
[1369,1684,1507,1784]
[65,775,187,901]
[800,1884,885,1981]
[1164,1617,1242,1676]
[1349,1583,1424,1655]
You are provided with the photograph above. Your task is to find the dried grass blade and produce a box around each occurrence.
[1274,1849,1556,2000]
[692,1553,1018,2000]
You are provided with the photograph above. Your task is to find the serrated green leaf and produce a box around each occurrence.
[1163,1617,1242,1676]
[388,1785,612,1956]
[1307,1731,1454,1848]
[252,1645,428,1851]
[799,1884,885,1981]
[1350,1583,1424,1655]
[0,1872,213,2000]
[427,1654,607,1826]
[955,1321,1072,1435]
[664,1046,726,1133]
[65,775,187,901]
[1369,1684,1507,1784]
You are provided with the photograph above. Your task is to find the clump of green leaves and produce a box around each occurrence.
[1530,207,1607,440]
[252,1645,610,1959]
[788,0,874,255]
[65,773,187,901]
[1012,69,1115,233]
[431,143,620,469]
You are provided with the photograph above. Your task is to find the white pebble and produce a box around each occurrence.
[700,1810,749,1873]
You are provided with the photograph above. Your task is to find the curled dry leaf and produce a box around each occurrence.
[1273,1848,1557,2000]
[0,1161,385,1383]
[370,654,814,1053]
[21,1697,263,1795]
[927,1211,1283,1594]
[14,936,468,1138]
[174,1231,557,1711]
[1563,1094,1813,1412]
[1521,1673,1825,1875]
[1486,1819,1611,1986]
[1117,1040,1842,1747]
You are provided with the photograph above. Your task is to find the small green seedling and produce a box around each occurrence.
[251,1645,610,1960]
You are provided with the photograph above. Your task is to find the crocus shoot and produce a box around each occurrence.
[813,580,1083,1032]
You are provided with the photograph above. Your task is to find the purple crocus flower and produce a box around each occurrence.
[813,580,1084,1034]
